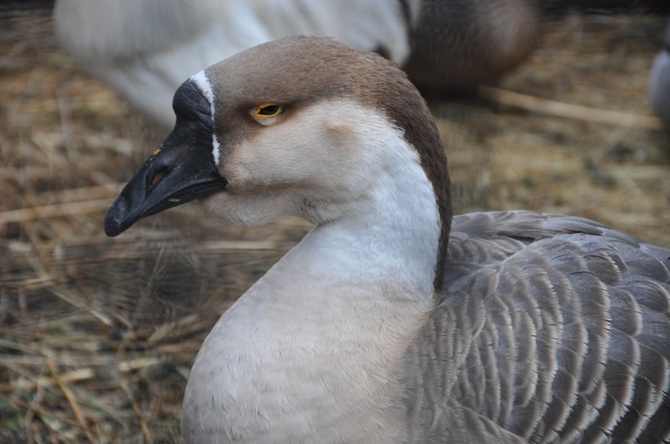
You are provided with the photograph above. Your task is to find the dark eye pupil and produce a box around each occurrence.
[259,104,279,115]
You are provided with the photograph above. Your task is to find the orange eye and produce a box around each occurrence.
[253,103,283,119]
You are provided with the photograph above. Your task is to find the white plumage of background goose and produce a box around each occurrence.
[54,0,419,128]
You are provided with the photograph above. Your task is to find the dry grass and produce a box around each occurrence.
[0,7,668,443]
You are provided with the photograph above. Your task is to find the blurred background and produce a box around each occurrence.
[1,2,669,442]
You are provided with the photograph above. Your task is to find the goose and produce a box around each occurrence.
[650,20,670,132]
[54,0,543,128]
[103,36,670,443]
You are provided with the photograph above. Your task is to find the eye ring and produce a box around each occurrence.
[253,102,283,119]
[254,102,284,117]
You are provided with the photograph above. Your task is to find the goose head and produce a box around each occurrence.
[104,36,451,269]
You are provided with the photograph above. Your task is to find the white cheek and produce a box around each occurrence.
[236,116,355,187]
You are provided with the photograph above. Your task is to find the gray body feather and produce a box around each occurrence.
[404,211,670,442]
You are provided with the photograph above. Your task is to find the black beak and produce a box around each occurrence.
[103,123,227,237]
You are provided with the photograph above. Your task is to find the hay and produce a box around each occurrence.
[1,7,668,443]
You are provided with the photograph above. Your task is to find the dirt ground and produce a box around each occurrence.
[1,6,669,443]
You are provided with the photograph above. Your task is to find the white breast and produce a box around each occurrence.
[181,101,441,443]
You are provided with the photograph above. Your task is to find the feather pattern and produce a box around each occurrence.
[403,211,670,442]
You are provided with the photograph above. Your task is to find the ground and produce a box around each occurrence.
[0,7,668,443]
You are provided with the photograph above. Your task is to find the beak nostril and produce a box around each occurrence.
[150,167,170,188]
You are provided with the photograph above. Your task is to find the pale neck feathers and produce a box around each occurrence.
[182,100,442,442]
